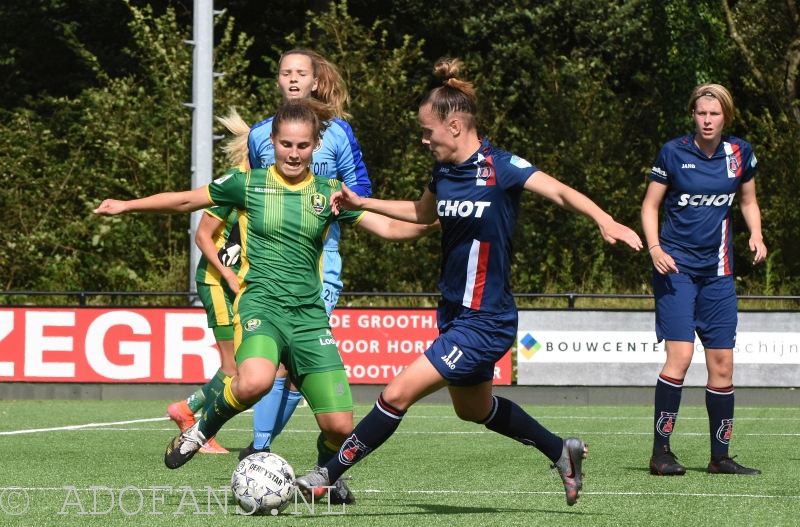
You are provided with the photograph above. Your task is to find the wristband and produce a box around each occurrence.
[648,244,660,252]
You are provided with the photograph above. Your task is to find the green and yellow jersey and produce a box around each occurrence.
[206,165,365,307]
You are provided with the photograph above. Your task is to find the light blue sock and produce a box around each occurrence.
[272,389,303,440]
[253,377,285,449]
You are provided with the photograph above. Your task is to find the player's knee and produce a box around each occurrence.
[381,385,412,412]
[233,373,273,404]
[453,405,485,423]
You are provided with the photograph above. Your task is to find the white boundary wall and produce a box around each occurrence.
[517,311,800,387]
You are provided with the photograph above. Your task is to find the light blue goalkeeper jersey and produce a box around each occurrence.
[248,116,372,252]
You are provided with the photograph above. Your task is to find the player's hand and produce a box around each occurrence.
[218,241,241,267]
[598,220,643,250]
[94,199,127,216]
[330,184,363,215]
[222,270,240,295]
[650,246,679,274]
[750,235,767,265]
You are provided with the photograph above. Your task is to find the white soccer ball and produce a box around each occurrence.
[231,452,296,515]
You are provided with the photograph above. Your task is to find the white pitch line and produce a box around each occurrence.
[4,487,798,500]
[0,417,169,436]
[2,413,797,436]
[362,489,800,500]
[5,425,799,438]
[0,410,257,436]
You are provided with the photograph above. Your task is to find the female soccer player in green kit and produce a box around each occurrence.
[95,100,436,497]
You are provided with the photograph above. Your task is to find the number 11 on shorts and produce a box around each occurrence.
[441,346,463,370]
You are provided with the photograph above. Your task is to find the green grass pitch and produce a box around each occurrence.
[0,399,797,526]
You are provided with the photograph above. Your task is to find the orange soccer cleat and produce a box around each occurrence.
[199,437,230,454]
[166,401,196,433]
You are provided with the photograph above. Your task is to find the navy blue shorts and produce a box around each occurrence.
[423,299,517,387]
[652,270,737,349]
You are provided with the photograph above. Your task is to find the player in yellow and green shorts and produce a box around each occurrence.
[166,202,241,454]
[164,110,252,454]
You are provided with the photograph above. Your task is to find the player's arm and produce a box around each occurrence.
[739,178,767,265]
[356,213,441,241]
[196,213,240,294]
[95,187,212,216]
[641,180,678,274]
[331,184,438,224]
[336,121,373,197]
[524,171,642,250]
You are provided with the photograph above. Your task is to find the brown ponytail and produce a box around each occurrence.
[420,58,478,128]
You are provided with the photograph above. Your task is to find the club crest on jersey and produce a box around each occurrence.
[656,412,678,437]
[728,154,740,174]
[715,419,733,444]
[244,319,261,331]
[474,153,496,186]
[314,135,324,153]
[338,434,371,465]
[724,142,742,178]
[310,193,327,214]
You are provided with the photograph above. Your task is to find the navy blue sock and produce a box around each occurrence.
[706,385,734,457]
[653,374,683,450]
[481,396,563,463]
[322,393,406,483]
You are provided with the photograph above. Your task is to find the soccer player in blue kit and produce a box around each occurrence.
[296,58,643,507]
[231,51,374,493]
[642,84,766,476]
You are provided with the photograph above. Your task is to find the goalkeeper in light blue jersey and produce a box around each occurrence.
[237,51,373,492]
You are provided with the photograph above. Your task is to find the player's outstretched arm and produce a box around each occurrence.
[739,179,767,265]
[331,184,438,224]
[357,214,441,241]
[94,187,212,216]
[524,171,643,250]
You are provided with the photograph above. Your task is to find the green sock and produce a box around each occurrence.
[186,388,205,413]
[198,377,249,439]
[316,431,340,466]
[188,370,226,413]
[202,369,228,408]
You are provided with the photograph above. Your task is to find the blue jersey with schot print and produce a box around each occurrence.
[428,138,536,313]
[649,134,757,276]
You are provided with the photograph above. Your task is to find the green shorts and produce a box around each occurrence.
[233,287,344,379]
[197,282,236,341]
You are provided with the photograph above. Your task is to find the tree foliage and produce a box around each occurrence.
[1,0,798,301]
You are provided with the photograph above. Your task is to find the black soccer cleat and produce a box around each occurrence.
[164,423,205,469]
[237,441,270,462]
[707,454,761,475]
[328,477,356,505]
[650,445,686,476]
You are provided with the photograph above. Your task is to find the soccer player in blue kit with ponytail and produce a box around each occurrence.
[296,58,643,507]
[642,84,766,476]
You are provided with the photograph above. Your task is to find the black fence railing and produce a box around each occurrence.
[1,291,799,310]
